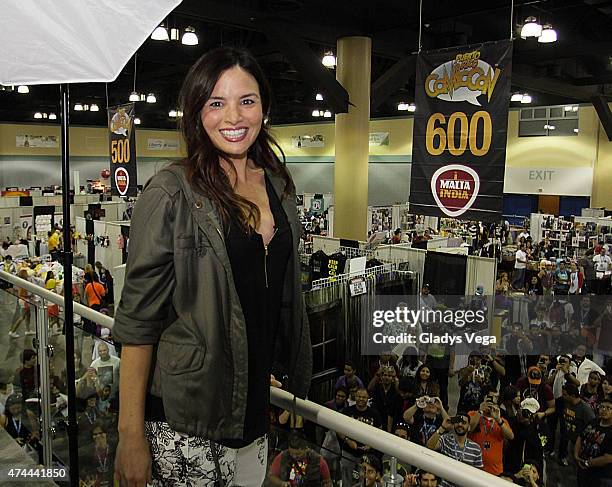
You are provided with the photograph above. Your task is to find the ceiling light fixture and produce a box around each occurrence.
[34,112,42,119]
[74,103,84,111]
[407,103,416,112]
[315,93,323,101]
[572,106,579,112]
[538,24,557,43]
[177,110,183,117]
[168,109,177,118]
[146,93,156,103]
[323,110,332,118]
[520,16,542,39]
[548,125,556,130]
[17,85,29,94]
[574,128,579,133]
[134,117,141,125]
[564,105,573,112]
[520,94,532,104]
[397,102,409,111]
[151,24,169,41]
[90,104,99,112]
[322,51,336,68]
[129,54,140,102]
[49,113,57,120]
[311,109,321,117]
[181,26,198,46]
[510,93,523,102]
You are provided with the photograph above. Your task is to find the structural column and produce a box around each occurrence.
[334,36,371,241]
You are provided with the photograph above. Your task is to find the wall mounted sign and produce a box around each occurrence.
[410,40,513,220]
[369,132,390,146]
[291,134,325,148]
[147,138,180,151]
[503,167,593,196]
[16,135,59,148]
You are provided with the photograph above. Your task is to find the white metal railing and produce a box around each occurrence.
[0,268,114,329]
[0,269,509,487]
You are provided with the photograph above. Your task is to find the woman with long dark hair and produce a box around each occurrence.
[410,364,440,401]
[113,47,311,486]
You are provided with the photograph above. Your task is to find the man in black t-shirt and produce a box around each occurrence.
[339,388,382,487]
[403,396,448,446]
[575,398,612,487]
[370,366,398,432]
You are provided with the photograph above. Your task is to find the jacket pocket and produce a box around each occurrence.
[156,340,206,374]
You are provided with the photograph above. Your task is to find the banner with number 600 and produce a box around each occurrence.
[410,40,512,221]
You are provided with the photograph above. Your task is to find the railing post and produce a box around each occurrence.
[34,297,53,466]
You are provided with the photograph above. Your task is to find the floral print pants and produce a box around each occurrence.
[144,421,267,486]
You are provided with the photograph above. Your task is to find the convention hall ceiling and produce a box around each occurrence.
[1,0,611,129]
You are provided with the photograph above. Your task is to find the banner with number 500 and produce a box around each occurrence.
[410,40,512,221]
[108,103,138,197]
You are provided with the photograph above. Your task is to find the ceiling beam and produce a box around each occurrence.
[370,54,417,111]
[256,18,349,114]
[574,74,612,86]
[515,41,612,64]
[512,68,598,101]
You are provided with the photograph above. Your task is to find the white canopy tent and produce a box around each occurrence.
[0,0,181,85]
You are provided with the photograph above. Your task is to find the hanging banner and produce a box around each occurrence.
[108,103,137,197]
[410,40,513,220]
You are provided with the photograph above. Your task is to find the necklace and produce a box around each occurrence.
[12,417,22,435]
[95,445,109,472]
[454,436,469,463]
[85,410,96,424]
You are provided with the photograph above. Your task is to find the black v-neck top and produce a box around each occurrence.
[145,176,292,448]
[221,175,292,447]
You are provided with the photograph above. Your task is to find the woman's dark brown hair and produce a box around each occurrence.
[178,47,294,232]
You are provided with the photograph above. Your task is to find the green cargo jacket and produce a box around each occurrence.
[112,163,312,440]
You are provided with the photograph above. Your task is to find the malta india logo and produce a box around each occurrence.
[431,165,480,217]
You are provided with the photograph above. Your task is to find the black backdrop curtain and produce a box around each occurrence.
[423,252,467,296]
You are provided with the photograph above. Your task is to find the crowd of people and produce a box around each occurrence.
[0,250,117,486]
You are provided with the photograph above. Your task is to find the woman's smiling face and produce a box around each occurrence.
[200,66,263,161]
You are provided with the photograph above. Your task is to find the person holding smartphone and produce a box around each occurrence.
[467,392,514,475]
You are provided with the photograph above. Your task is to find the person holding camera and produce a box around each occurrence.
[403,395,449,447]
[504,398,545,475]
[574,397,612,487]
[426,413,483,487]
[467,391,514,475]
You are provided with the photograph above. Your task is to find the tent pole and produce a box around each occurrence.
[60,83,79,487]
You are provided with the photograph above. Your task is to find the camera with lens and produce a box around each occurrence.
[521,408,533,419]
[416,396,436,408]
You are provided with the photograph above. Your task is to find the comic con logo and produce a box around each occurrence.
[114,167,130,196]
[425,50,501,106]
[431,165,480,217]
[110,109,131,137]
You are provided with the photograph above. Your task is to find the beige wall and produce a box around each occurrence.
[1,105,611,204]
[592,105,612,208]
[505,107,600,168]
[0,124,186,159]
